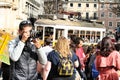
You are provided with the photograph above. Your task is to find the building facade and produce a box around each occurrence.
[98,0,120,33]
[44,0,99,20]
[62,0,99,20]
[0,0,43,35]
[0,0,20,34]
[44,0,120,33]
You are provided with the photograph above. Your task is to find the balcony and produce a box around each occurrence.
[81,17,99,22]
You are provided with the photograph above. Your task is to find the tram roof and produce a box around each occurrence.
[35,19,105,28]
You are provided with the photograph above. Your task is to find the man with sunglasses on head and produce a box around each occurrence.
[8,20,47,80]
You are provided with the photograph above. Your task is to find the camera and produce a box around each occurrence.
[30,30,42,40]
[30,30,41,39]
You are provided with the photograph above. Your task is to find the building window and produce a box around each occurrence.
[109,13,112,17]
[109,3,113,8]
[78,3,81,7]
[117,13,120,18]
[117,22,120,27]
[94,12,97,19]
[101,4,104,8]
[101,12,105,17]
[70,3,73,7]
[94,4,97,8]
[109,22,112,26]
[86,12,89,19]
[86,4,89,7]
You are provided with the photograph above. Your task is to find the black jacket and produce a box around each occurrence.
[10,42,38,80]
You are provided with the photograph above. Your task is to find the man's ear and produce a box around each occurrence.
[18,29,22,35]
[18,29,20,33]
[18,30,23,40]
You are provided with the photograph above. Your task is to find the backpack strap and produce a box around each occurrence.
[55,50,63,59]
[55,50,73,61]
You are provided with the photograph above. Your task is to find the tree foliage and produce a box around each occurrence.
[44,0,63,14]
[109,4,120,14]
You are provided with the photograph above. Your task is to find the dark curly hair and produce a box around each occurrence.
[74,37,84,46]
[100,37,115,57]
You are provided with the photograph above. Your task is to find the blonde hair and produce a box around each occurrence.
[54,36,72,57]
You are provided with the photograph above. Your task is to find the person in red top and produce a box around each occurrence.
[75,37,85,69]
[96,37,120,80]
[74,37,87,80]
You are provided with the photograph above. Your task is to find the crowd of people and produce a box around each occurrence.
[0,20,120,80]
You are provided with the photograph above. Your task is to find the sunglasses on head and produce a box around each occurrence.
[19,20,32,29]
[20,20,32,25]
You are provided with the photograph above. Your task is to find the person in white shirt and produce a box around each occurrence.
[42,39,53,56]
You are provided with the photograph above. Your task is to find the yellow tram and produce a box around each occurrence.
[34,19,106,46]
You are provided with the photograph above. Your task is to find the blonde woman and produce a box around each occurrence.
[43,36,79,80]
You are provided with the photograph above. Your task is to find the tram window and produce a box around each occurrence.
[73,30,79,35]
[37,32,43,39]
[86,31,90,41]
[97,32,100,36]
[80,31,85,39]
[45,27,53,40]
[73,30,79,34]
[68,30,73,34]
[81,31,85,34]
[45,27,53,33]
[86,31,90,35]
[68,30,79,37]
[36,26,43,39]
[55,29,64,40]
[69,30,79,37]
[68,30,73,37]
[91,31,96,38]
[37,26,43,31]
